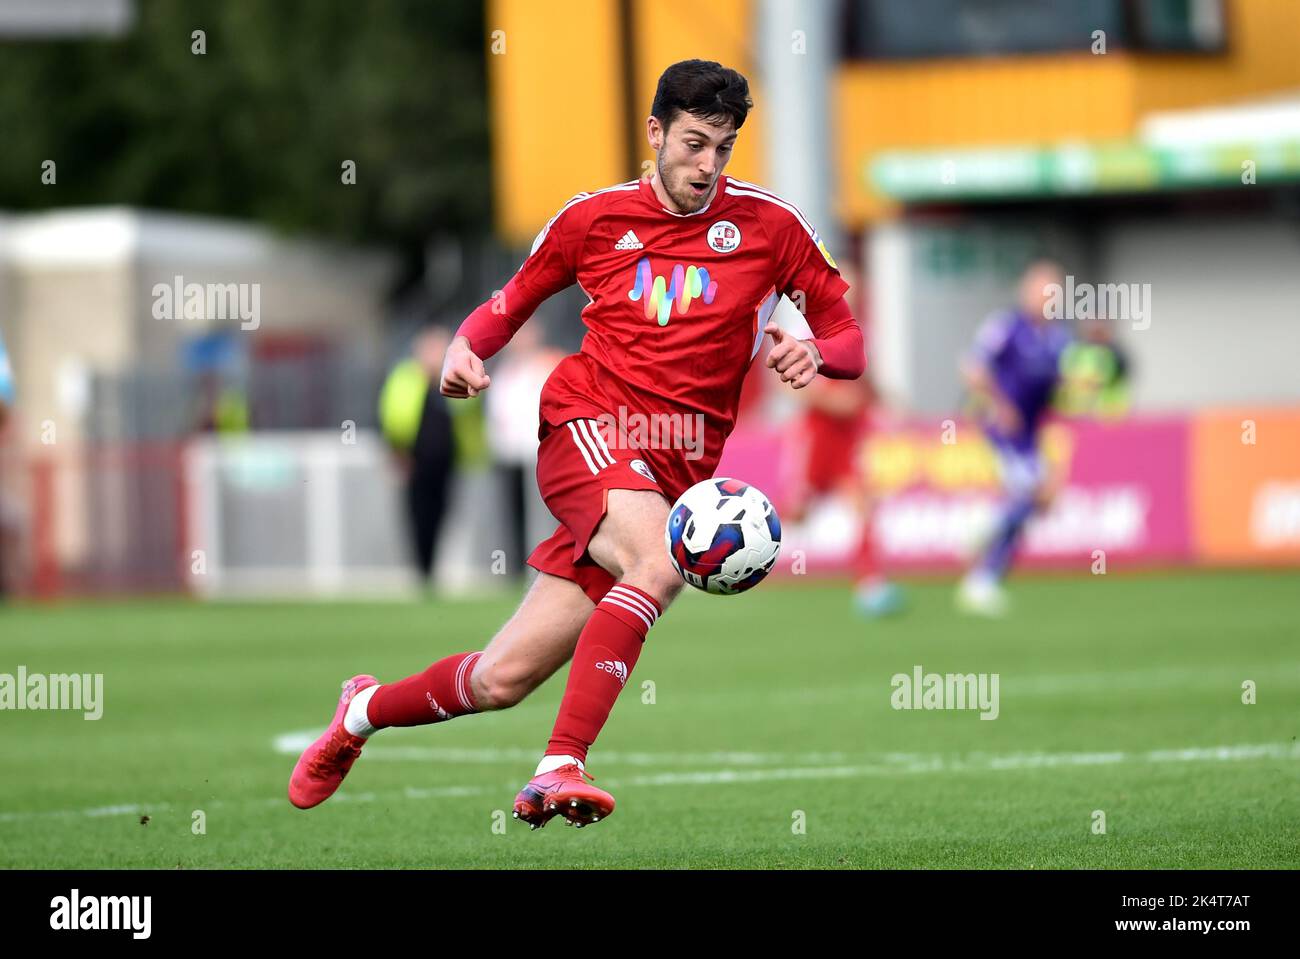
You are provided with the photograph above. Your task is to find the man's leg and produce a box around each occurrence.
[976,493,1037,581]
[407,472,437,579]
[288,571,593,809]
[354,570,593,730]
[543,489,682,759]
[852,489,903,618]
[959,446,1043,616]
[979,445,1045,582]
[513,488,683,827]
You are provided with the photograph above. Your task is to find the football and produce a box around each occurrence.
[664,477,782,595]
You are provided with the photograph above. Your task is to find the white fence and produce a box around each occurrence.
[183,431,542,598]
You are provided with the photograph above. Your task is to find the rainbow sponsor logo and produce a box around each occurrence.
[628,257,718,326]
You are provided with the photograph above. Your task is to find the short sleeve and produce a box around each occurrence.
[970,312,1015,364]
[775,211,849,314]
[516,195,590,303]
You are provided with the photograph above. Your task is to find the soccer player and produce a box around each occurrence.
[956,260,1071,616]
[784,374,902,618]
[288,59,865,827]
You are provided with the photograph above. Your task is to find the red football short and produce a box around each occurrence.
[526,417,666,604]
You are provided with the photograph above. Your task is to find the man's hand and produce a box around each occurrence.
[764,322,822,389]
[962,358,1021,435]
[440,335,491,398]
[992,397,1023,436]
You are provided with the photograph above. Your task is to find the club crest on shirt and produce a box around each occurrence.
[707,220,741,254]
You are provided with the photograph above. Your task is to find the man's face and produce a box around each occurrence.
[647,111,737,213]
[1019,263,1066,325]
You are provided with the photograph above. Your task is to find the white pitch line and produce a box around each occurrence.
[709,663,1300,707]
[270,731,839,766]
[606,742,1300,785]
[1,741,1295,825]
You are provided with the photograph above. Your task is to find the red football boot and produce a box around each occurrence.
[512,763,615,830]
[288,674,378,809]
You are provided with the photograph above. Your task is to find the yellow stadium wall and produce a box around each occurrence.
[628,0,765,188]
[487,0,762,245]
[834,55,1139,226]
[836,0,1300,226]
[488,0,1300,240]
[1131,0,1300,115]
[486,0,626,244]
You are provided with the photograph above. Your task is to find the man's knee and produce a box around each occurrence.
[591,489,683,606]
[620,556,683,607]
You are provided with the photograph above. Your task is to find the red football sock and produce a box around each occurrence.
[853,514,879,587]
[366,651,482,728]
[545,584,661,763]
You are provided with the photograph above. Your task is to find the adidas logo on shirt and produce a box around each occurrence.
[595,659,629,686]
[614,230,643,251]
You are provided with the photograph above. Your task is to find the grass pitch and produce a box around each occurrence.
[1,570,1297,869]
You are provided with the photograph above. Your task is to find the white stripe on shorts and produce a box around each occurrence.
[566,421,601,475]
[584,419,615,466]
[576,418,614,469]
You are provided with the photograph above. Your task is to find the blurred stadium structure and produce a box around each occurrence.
[0,0,1297,599]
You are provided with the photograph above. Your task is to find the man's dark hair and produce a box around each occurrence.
[651,59,753,132]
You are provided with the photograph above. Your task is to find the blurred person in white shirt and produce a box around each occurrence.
[0,329,17,598]
[485,324,563,577]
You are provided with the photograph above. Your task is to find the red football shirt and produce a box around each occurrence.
[458,174,860,496]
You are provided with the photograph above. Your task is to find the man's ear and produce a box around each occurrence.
[646,115,663,151]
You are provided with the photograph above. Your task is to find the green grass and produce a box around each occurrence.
[1,570,1298,869]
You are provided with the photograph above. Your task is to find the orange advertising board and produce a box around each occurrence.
[1191,410,1300,564]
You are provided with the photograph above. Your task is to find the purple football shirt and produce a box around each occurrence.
[969,308,1070,452]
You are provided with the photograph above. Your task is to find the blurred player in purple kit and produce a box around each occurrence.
[957,260,1071,615]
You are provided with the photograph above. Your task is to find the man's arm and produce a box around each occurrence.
[805,297,866,379]
[765,204,865,389]
[764,298,865,389]
[962,316,1020,434]
[441,197,586,398]
[441,272,552,398]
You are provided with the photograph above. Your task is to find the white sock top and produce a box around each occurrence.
[343,684,380,738]
[535,754,585,776]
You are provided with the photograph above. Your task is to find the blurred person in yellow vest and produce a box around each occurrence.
[193,372,251,434]
[1056,316,1131,418]
[213,386,251,433]
[380,327,475,581]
